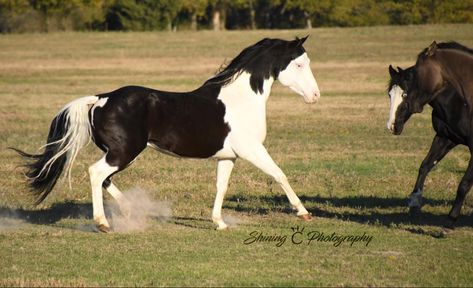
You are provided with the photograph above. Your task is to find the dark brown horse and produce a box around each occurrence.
[387,41,473,226]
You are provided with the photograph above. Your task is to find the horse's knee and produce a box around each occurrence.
[272,171,287,185]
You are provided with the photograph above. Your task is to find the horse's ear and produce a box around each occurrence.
[293,35,309,47]
[426,41,438,56]
[389,65,397,78]
[397,66,403,73]
[299,35,309,45]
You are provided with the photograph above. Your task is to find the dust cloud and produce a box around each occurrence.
[108,188,172,233]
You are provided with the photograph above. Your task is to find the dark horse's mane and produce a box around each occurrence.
[418,41,473,58]
[204,37,305,94]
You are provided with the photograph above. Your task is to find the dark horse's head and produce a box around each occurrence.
[386,65,419,134]
[387,41,473,135]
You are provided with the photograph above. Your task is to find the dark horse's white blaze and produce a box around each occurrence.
[14,37,320,231]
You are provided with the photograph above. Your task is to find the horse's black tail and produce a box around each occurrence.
[11,96,99,205]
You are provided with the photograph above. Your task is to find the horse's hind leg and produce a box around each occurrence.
[103,178,132,218]
[89,147,145,232]
[448,155,473,225]
[89,156,119,232]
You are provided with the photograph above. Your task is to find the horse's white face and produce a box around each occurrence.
[387,84,405,132]
[278,53,320,104]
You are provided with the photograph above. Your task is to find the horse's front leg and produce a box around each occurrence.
[409,135,456,214]
[235,143,310,220]
[448,153,473,225]
[212,159,235,230]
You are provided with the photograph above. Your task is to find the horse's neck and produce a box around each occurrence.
[222,72,274,100]
[218,72,274,141]
[439,50,473,91]
[218,72,274,107]
[439,50,473,106]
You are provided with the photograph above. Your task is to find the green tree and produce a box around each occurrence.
[179,0,207,30]
[0,0,37,32]
[284,0,332,28]
[325,0,390,27]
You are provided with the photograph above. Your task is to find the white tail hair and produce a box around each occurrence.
[37,96,98,186]
[12,95,99,204]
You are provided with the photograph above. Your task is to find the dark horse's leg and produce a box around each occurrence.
[409,135,456,214]
[448,152,473,225]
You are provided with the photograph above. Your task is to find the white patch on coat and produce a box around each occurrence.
[211,72,272,159]
[209,64,311,229]
[90,97,108,127]
[387,85,405,131]
[35,95,98,187]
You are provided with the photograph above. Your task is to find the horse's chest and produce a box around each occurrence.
[432,111,469,144]
[224,101,267,142]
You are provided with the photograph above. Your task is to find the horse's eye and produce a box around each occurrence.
[296,63,303,68]
[402,93,407,98]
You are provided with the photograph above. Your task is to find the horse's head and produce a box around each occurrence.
[386,65,420,135]
[277,36,320,104]
[387,42,447,135]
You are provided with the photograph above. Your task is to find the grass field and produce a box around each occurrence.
[1,24,473,286]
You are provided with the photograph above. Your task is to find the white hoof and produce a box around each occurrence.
[216,223,229,230]
[212,216,228,230]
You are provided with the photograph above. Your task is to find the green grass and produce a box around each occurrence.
[1,25,473,286]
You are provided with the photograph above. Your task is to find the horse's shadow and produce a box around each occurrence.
[2,195,472,236]
[223,194,473,234]
[0,201,92,225]
[0,201,215,231]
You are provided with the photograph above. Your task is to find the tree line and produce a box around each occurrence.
[1,0,472,33]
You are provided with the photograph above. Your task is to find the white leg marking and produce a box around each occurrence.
[88,156,118,229]
[90,97,108,128]
[235,143,309,216]
[212,159,235,230]
[106,182,131,218]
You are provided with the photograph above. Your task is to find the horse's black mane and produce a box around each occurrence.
[418,41,473,58]
[204,37,305,94]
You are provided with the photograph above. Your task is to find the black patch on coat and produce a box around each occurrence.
[91,84,231,169]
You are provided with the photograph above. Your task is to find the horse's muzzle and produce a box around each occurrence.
[304,91,320,104]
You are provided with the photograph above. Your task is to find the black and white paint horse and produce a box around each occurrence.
[387,41,473,225]
[14,37,320,232]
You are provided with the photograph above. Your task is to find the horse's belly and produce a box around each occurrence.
[148,126,230,158]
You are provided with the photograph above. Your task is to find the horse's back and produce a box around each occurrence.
[91,85,231,159]
[146,85,231,158]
